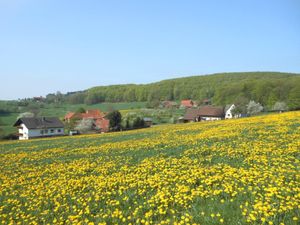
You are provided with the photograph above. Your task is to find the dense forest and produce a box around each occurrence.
[64,72,300,110]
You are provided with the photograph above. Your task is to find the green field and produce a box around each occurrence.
[0,112,299,224]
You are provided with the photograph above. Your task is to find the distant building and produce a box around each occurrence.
[14,117,64,140]
[94,118,110,133]
[64,109,109,133]
[183,106,225,122]
[180,100,194,108]
[143,117,153,127]
[225,104,235,119]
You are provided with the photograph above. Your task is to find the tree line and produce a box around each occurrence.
[8,72,299,110]
[59,72,300,110]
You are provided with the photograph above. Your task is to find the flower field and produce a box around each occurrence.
[0,112,299,225]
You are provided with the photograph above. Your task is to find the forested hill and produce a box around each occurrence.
[66,72,300,109]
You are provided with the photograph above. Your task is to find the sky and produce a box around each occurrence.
[0,0,299,100]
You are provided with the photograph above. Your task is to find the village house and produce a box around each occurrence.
[143,117,153,127]
[180,99,194,108]
[64,109,110,133]
[225,104,235,119]
[14,117,64,140]
[94,117,110,133]
[183,106,225,122]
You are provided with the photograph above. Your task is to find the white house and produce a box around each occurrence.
[13,117,65,140]
[225,104,236,119]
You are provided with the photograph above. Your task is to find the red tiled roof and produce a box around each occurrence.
[181,100,194,107]
[95,118,110,132]
[64,112,81,120]
[85,109,105,118]
[65,112,74,119]
[65,109,105,120]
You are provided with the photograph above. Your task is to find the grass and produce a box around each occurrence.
[0,111,299,224]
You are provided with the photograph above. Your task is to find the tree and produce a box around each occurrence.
[106,110,122,131]
[232,96,249,115]
[76,107,86,113]
[132,117,145,128]
[287,87,300,110]
[64,118,79,133]
[0,118,3,138]
[146,100,160,108]
[247,100,263,116]
[273,102,288,112]
[55,91,63,103]
[45,93,56,104]
[84,92,104,105]
[67,92,86,104]
[75,118,94,133]
[26,103,40,117]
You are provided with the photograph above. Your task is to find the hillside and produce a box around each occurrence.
[0,112,299,224]
[68,72,300,109]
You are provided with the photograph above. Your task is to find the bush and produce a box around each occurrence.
[273,102,288,112]
[106,110,122,131]
[75,118,94,133]
[132,117,145,129]
[247,100,263,116]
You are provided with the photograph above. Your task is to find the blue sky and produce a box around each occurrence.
[0,0,299,100]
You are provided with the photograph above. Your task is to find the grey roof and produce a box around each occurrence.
[143,117,153,122]
[14,117,64,129]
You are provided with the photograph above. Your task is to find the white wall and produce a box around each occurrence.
[201,117,222,121]
[225,104,235,119]
[18,124,64,140]
[19,124,28,140]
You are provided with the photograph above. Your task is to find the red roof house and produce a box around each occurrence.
[64,109,110,133]
[83,109,105,119]
[181,100,194,108]
[64,112,82,122]
[95,118,110,133]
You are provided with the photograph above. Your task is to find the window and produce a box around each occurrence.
[40,130,44,134]
[44,129,48,134]
[227,114,230,116]
[50,129,54,133]
[58,129,61,133]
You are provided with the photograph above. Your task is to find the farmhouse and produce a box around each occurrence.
[225,104,235,119]
[180,99,194,108]
[64,109,109,133]
[14,117,64,140]
[94,118,110,133]
[183,106,225,122]
[143,117,153,127]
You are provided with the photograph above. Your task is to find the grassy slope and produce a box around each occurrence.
[0,112,299,224]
